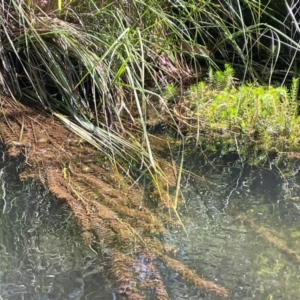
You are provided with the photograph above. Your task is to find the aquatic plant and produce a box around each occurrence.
[239,214,300,264]
[173,66,300,158]
[0,98,229,299]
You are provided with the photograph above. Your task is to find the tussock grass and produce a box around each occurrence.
[0,0,208,172]
[2,0,300,298]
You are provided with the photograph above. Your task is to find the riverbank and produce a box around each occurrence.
[0,96,229,299]
[2,0,300,298]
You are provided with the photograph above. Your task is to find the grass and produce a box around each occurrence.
[2,0,300,155]
[2,0,300,298]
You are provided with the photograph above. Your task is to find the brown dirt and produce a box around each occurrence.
[0,95,229,299]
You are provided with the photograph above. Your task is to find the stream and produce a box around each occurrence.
[0,145,111,300]
[1,144,300,299]
[163,150,300,300]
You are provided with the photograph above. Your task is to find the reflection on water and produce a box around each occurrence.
[2,143,300,300]
[164,150,300,300]
[0,145,112,300]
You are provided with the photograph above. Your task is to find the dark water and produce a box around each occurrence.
[2,145,300,300]
[0,145,112,300]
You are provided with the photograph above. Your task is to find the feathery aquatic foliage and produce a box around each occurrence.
[174,66,300,159]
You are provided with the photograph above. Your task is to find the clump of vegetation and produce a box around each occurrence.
[1,0,300,298]
[174,65,300,156]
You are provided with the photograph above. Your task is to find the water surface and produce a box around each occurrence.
[163,150,300,300]
[0,145,112,300]
[1,145,300,300]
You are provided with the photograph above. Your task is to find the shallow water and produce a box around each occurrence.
[163,150,300,300]
[0,146,112,300]
[1,145,300,300]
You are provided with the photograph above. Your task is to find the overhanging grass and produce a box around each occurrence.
[0,0,199,195]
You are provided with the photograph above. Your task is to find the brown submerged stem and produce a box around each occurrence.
[239,213,300,263]
[0,96,229,299]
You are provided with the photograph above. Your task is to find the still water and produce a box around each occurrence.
[1,145,300,299]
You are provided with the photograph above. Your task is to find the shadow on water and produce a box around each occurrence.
[163,149,300,300]
[0,144,113,300]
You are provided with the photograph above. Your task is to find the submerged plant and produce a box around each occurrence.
[0,0,229,298]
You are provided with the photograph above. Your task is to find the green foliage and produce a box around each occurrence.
[290,77,299,103]
[187,66,300,152]
[208,64,235,90]
[164,84,178,99]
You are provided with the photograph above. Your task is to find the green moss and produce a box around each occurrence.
[184,66,300,157]
[164,84,178,100]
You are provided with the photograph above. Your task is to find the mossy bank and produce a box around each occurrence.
[161,65,300,163]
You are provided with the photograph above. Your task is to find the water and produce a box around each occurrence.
[0,145,112,300]
[163,150,300,300]
[1,144,300,300]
